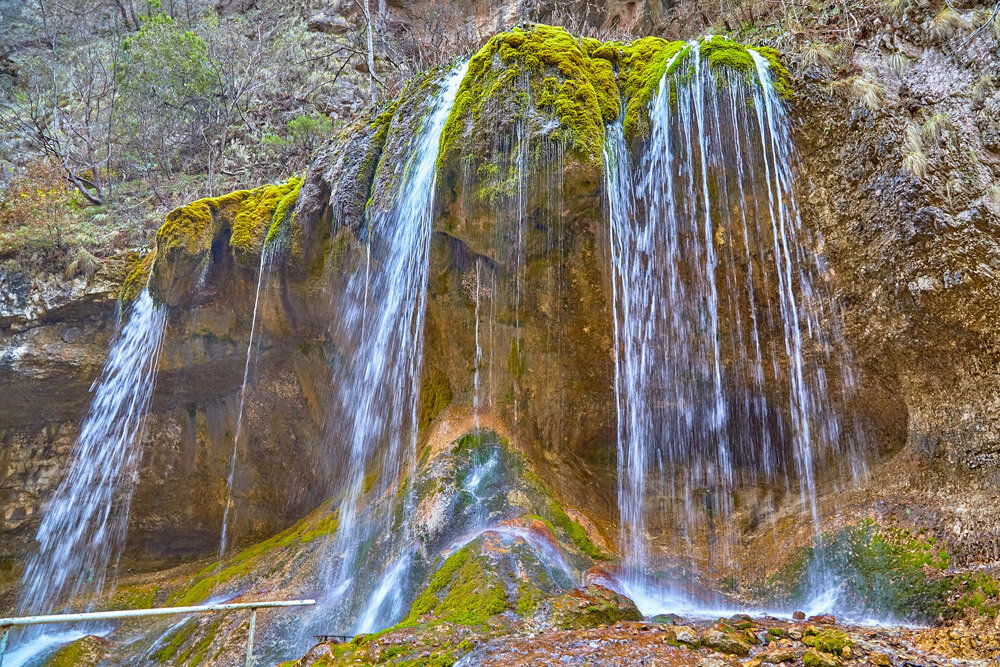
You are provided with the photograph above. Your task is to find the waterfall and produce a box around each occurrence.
[320,61,470,634]
[606,41,863,611]
[17,289,167,622]
[217,245,276,570]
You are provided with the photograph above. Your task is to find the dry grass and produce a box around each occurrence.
[800,42,839,69]
[902,124,928,178]
[921,113,951,144]
[929,6,970,41]
[885,51,910,76]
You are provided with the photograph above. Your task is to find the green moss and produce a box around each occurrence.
[507,338,525,379]
[804,629,852,654]
[230,181,297,253]
[43,636,106,667]
[620,39,687,143]
[108,583,158,610]
[545,499,609,561]
[701,36,756,74]
[515,579,545,616]
[119,248,156,302]
[419,366,453,429]
[440,24,617,166]
[803,649,841,667]
[770,519,953,624]
[264,176,303,247]
[168,504,338,606]
[954,573,1000,619]
[405,544,507,626]
[754,46,793,99]
[154,618,199,663]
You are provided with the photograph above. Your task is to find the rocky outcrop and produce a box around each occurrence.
[2,12,1000,646]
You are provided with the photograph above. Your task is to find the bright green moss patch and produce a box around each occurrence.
[804,629,852,654]
[701,35,756,74]
[43,635,107,667]
[231,180,299,253]
[953,572,1000,619]
[264,176,303,247]
[119,248,156,302]
[405,544,507,625]
[620,39,687,143]
[168,504,338,606]
[154,618,199,663]
[107,582,158,610]
[439,24,618,166]
[754,46,793,99]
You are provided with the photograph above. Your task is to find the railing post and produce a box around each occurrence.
[0,624,10,667]
[245,608,257,667]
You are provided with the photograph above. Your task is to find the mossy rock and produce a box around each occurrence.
[701,628,752,656]
[548,584,641,629]
[42,635,109,667]
[404,538,508,625]
[439,24,616,173]
[803,648,842,667]
[804,629,852,654]
[148,177,300,306]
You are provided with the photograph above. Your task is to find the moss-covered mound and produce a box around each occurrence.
[42,635,109,667]
[124,176,301,304]
[763,519,956,624]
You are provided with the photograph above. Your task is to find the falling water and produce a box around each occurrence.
[17,289,167,623]
[606,41,863,607]
[217,245,276,567]
[320,61,469,633]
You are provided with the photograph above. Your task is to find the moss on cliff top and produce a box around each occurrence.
[156,177,300,257]
[439,24,618,167]
[619,38,687,143]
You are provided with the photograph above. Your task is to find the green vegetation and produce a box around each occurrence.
[43,636,107,667]
[418,366,453,429]
[804,629,853,654]
[439,25,619,166]
[168,504,337,606]
[953,572,1000,619]
[405,544,507,625]
[818,519,951,623]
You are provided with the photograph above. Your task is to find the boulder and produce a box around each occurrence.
[548,584,642,630]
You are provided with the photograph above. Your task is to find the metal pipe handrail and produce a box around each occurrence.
[0,598,315,667]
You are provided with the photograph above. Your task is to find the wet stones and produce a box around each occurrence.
[701,628,752,656]
[803,648,842,667]
[548,584,642,630]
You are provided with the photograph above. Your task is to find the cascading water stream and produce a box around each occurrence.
[318,61,469,634]
[217,244,276,572]
[606,41,864,612]
[16,289,167,634]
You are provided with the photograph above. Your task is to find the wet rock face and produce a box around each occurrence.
[793,34,1000,567]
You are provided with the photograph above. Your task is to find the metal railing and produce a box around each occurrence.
[0,599,315,667]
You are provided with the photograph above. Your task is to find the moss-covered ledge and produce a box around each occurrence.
[119,177,301,305]
[438,24,618,172]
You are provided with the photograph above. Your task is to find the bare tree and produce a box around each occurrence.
[355,0,377,104]
[0,46,122,204]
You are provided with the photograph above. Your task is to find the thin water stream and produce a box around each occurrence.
[317,61,470,634]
